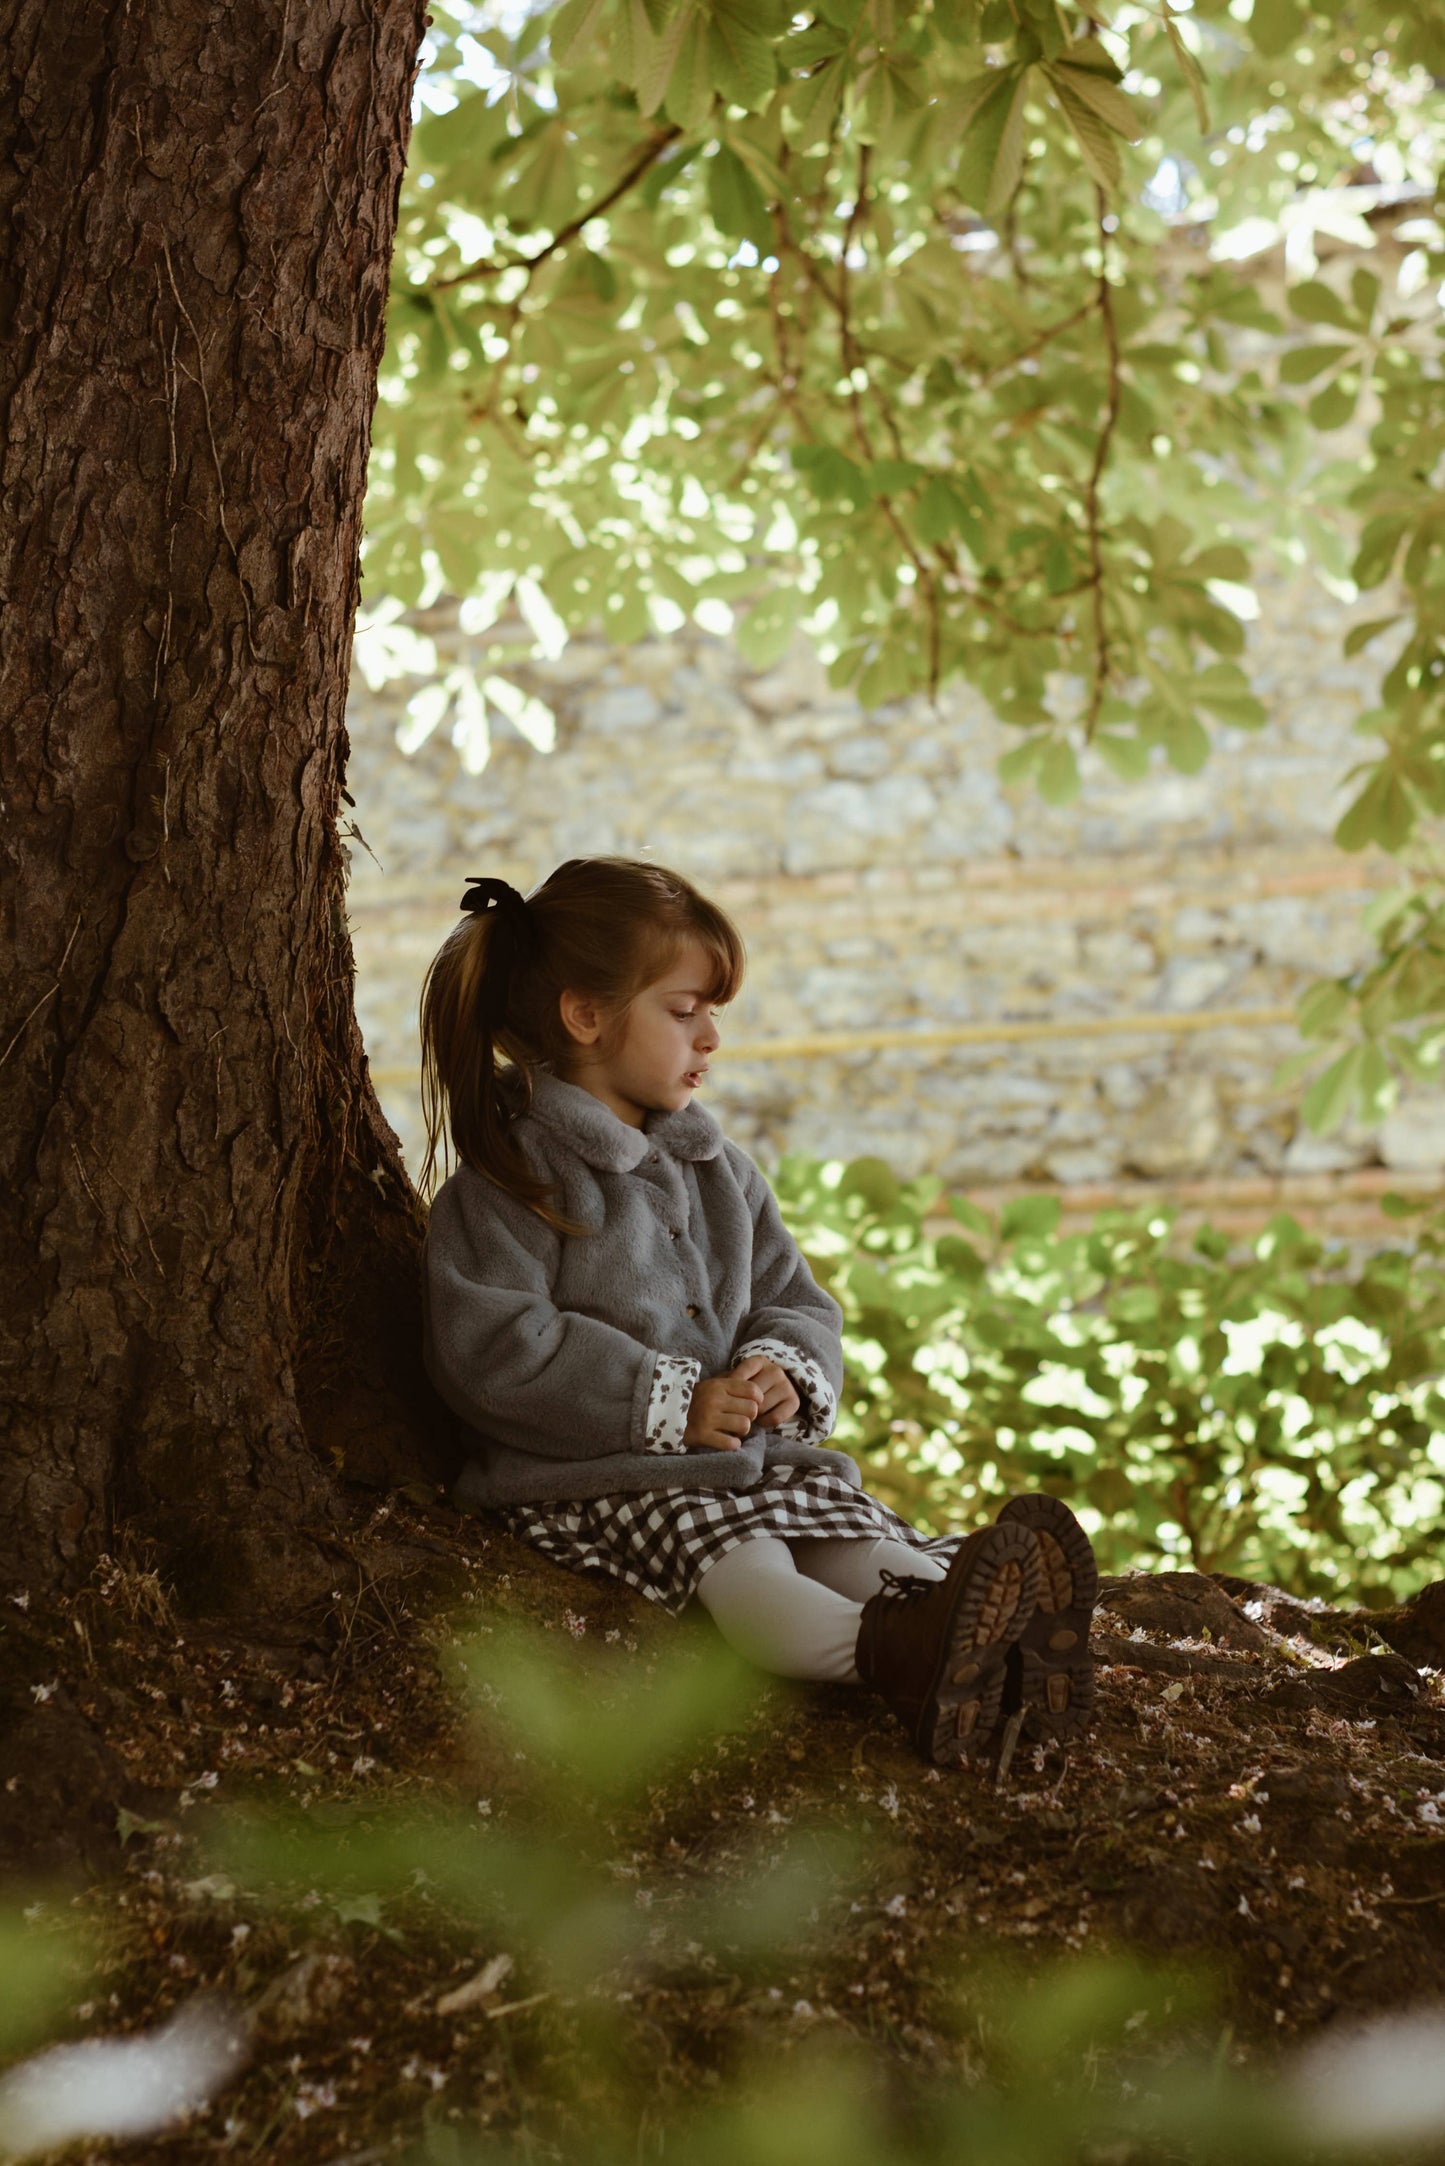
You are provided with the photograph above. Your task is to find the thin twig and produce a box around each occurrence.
[71,1142,149,1305]
[159,237,265,663]
[972,296,1100,388]
[832,149,943,695]
[434,125,682,290]
[1081,189,1122,742]
[0,915,82,1073]
[994,1708,1027,1787]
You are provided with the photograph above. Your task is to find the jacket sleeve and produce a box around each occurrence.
[424,1173,697,1461]
[725,1146,844,1446]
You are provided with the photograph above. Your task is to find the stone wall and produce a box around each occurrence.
[343,563,1440,1210]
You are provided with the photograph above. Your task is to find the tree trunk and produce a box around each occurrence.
[0,0,442,1612]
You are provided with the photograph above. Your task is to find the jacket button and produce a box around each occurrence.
[669,1228,679,1240]
[685,1304,699,1318]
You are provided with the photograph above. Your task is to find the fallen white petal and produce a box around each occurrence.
[435,1953,514,2016]
[0,1996,249,2158]
[1290,2006,1445,2143]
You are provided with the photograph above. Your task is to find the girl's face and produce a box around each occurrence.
[560,937,725,1129]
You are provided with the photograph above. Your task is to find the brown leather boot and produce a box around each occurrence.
[995,1493,1098,1741]
[855,1523,1042,1766]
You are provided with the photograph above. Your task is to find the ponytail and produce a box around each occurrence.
[418,857,745,1230]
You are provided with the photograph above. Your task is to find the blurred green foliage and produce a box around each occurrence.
[0,1628,1439,2161]
[773,1150,1445,1602]
[216,1626,855,1990]
[0,1909,87,2062]
[209,1630,1434,2165]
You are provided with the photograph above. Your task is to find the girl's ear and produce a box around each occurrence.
[558,986,602,1047]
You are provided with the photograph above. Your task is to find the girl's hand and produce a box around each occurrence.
[726,1355,800,1431]
[683,1372,767,1452]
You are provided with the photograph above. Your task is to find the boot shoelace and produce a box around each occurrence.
[875,1567,939,1604]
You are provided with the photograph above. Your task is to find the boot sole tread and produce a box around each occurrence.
[996,1495,1098,1743]
[917,1525,1041,1766]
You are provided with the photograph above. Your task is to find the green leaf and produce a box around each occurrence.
[412,88,512,177]
[1335,768,1415,854]
[1037,737,1081,804]
[1095,730,1150,781]
[1351,267,1381,326]
[998,734,1047,786]
[1163,8,1209,132]
[663,11,717,127]
[635,0,694,114]
[707,0,777,110]
[551,0,611,64]
[1288,279,1353,329]
[1295,979,1349,1040]
[947,1195,995,1238]
[1047,57,1140,142]
[1001,1194,1062,1241]
[1353,514,1408,591]
[1048,72,1122,192]
[1301,1045,1366,1135]
[1279,341,1353,385]
[1358,1040,1396,1122]
[839,1156,900,1212]
[1344,614,1403,658]
[793,442,867,505]
[1186,543,1250,581]
[736,588,800,666]
[914,473,982,545]
[1309,378,1358,430]
[505,118,577,231]
[935,1233,985,1282]
[706,143,772,250]
[953,64,1029,218]
[784,56,844,149]
[866,459,925,498]
[1271,1046,1324,1091]
[1381,1190,1431,1219]
[611,0,657,90]
[1162,710,1210,774]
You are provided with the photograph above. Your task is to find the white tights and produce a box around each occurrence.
[693,1536,948,1685]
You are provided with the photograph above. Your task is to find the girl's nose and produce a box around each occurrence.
[699,1017,720,1051]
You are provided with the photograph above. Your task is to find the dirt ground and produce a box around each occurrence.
[3,1492,1444,2163]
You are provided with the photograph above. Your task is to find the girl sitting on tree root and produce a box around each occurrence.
[418,856,1098,1768]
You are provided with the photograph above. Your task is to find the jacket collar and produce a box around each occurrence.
[516,1066,725,1173]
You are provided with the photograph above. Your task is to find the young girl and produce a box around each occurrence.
[420,857,1098,1768]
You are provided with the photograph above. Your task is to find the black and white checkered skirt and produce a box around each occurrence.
[496,1465,956,1615]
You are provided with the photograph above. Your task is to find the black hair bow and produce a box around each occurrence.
[460,875,527,918]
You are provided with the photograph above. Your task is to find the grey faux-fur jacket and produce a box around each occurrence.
[424,1067,858,1509]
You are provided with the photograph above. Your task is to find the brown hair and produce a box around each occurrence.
[419,856,746,1228]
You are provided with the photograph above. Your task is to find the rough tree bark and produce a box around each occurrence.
[0,0,443,1612]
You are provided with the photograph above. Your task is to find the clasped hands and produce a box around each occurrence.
[681,1355,799,1452]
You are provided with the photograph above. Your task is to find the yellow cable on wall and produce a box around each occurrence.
[367,1003,1299,1091]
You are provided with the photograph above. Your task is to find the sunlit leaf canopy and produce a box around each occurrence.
[360,0,1445,1120]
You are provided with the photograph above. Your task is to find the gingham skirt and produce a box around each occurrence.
[496,1465,957,1615]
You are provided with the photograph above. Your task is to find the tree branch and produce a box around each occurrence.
[971,295,1101,388]
[1082,192,1123,742]
[432,125,682,291]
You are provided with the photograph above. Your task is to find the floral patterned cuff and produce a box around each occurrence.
[732,1335,837,1446]
[644,1352,701,1454]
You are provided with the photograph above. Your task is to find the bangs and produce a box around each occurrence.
[688,896,745,1005]
[637,903,746,1008]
